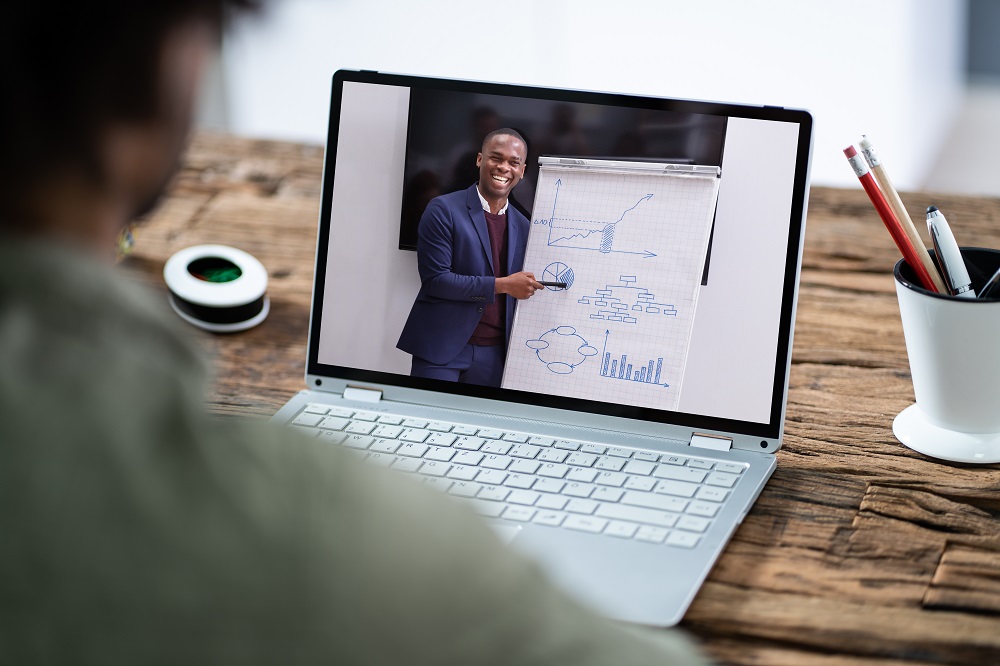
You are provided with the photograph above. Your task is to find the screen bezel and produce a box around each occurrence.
[307,69,812,441]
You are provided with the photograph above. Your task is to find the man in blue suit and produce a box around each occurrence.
[398,128,544,387]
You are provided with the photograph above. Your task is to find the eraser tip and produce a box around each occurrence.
[843,145,858,158]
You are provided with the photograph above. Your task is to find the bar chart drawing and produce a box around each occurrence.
[599,330,670,387]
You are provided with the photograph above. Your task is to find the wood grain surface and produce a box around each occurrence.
[122,132,1000,665]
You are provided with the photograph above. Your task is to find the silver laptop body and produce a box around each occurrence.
[272,70,813,626]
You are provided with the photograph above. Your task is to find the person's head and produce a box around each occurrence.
[476,129,528,206]
[0,2,259,251]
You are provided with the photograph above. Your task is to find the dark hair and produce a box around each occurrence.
[481,128,528,153]
[0,1,259,219]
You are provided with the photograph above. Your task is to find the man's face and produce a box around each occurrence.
[476,133,527,202]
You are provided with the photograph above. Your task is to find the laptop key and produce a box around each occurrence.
[481,441,512,455]
[564,483,595,498]
[566,468,598,483]
[537,463,570,479]
[580,443,607,455]
[502,506,536,522]
[445,465,479,481]
[477,428,504,439]
[353,411,380,422]
[605,446,633,459]
[528,436,554,447]
[686,501,720,518]
[370,424,403,438]
[424,446,456,462]
[687,459,714,470]
[537,449,568,463]
[303,403,330,415]
[666,531,701,548]
[533,478,566,494]
[345,421,376,435]
[594,456,626,472]
[502,432,530,443]
[291,413,324,427]
[509,444,541,459]
[553,440,581,451]
[676,515,711,533]
[426,421,453,432]
[318,416,349,431]
[504,474,536,490]
[342,434,373,450]
[635,525,669,544]
[695,487,729,502]
[508,459,540,474]
[623,476,657,492]
[622,460,656,476]
[396,442,428,458]
[594,471,627,487]
[653,479,700,498]
[604,520,639,539]
[565,499,598,515]
[591,487,624,503]
[715,462,746,475]
[369,438,401,454]
[376,414,404,425]
[454,436,485,451]
[475,469,508,486]
[566,452,598,467]
[532,510,566,527]
[622,491,688,513]
[507,490,540,506]
[426,433,457,447]
[481,454,513,470]
[536,495,569,510]
[563,515,607,534]
[399,428,430,443]
[448,481,481,498]
[652,465,707,483]
[418,461,450,477]
[401,418,428,428]
[477,485,510,502]
[391,457,422,473]
[452,451,484,466]
[594,503,678,528]
[452,425,479,436]
[633,451,660,463]
[705,471,740,488]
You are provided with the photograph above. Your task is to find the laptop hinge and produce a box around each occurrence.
[689,433,733,452]
[343,386,383,403]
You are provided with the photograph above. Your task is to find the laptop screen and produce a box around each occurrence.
[309,70,812,440]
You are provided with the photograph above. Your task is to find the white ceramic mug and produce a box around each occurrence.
[893,248,1000,462]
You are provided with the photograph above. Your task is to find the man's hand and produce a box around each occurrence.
[496,272,544,299]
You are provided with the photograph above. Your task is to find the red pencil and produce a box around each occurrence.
[843,145,939,292]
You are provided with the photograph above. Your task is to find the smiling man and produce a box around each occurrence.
[398,128,545,387]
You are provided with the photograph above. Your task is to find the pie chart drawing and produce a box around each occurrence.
[542,262,575,291]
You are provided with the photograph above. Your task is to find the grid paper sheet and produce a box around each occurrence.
[501,160,721,412]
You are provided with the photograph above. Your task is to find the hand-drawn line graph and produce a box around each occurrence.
[599,330,670,387]
[542,261,575,291]
[525,325,599,374]
[578,275,678,324]
[532,179,657,258]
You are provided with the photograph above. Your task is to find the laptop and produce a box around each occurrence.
[272,69,813,627]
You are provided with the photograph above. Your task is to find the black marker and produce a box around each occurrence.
[537,281,567,289]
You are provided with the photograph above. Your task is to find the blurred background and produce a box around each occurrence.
[198,0,1000,195]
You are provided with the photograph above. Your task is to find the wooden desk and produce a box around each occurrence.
[126,133,1000,665]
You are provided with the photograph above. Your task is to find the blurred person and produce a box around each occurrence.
[0,3,709,664]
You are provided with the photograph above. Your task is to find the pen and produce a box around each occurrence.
[979,266,1000,300]
[859,136,947,293]
[843,145,940,292]
[537,281,567,288]
[926,206,975,298]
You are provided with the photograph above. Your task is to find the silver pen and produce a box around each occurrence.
[926,206,975,298]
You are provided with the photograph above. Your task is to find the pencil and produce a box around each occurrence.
[858,135,947,293]
[843,145,940,292]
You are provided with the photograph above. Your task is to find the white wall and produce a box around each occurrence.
[220,0,966,190]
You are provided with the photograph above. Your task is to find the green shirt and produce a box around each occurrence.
[0,238,708,665]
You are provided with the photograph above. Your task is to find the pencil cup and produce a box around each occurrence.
[893,248,1000,463]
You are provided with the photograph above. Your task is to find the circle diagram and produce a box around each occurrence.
[525,325,598,374]
[542,262,575,291]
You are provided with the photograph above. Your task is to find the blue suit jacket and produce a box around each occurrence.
[397,184,529,366]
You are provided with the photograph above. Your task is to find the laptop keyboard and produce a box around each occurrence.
[290,403,746,549]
